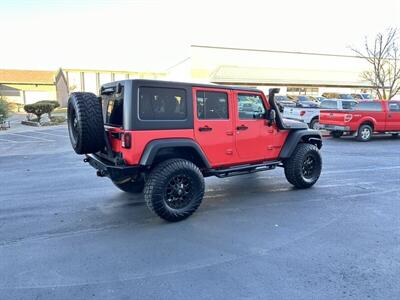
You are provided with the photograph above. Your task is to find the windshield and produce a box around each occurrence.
[297,96,312,102]
[362,93,374,99]
[275,95,289,101]
[338,94,354,100]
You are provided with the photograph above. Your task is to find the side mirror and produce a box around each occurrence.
[267,109,276,126]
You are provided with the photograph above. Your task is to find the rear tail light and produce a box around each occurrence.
[300,111,306,116]
[121,132,131,149]
[344,114,353,122]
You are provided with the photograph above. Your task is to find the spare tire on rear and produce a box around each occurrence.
[67,92,105,154]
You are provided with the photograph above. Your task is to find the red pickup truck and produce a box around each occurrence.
[319,100,400,141]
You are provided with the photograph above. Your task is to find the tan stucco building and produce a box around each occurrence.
[167,45,374,96]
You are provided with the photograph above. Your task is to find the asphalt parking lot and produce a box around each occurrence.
[0,126,399,300]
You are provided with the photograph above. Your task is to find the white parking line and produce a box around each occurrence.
[0,137,19,143]
[6,132,54,142]
[26,131,68,138]
[0,138,47,143]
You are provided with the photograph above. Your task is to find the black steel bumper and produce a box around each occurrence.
[84,154,140,180]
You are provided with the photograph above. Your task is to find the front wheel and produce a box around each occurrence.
[144,159,205,222]
[284,143,322,189]
[356,124,373,142]
[309,118,320,130]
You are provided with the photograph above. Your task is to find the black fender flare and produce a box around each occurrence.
[139,138,211,168]
[279,130,322,159]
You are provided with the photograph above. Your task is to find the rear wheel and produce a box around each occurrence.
[67,92,105,154]
[331,131,343,138]
[112,176,145,194]
[356,124,373,142]
[144,159,205,222]
[284,143,322,189]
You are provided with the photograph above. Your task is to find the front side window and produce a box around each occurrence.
[355,102,382,111]
[238,94,266,119]
[196,91,229,120]
[138,87,187,120]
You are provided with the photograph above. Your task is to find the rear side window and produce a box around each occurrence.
[320,100,337,109]
[196,91,229,119]
[389,102,400,112]
[355,102,382,111]
[104,87,124,126]
[138,87,187,120]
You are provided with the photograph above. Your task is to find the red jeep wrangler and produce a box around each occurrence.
[67,80,322,222]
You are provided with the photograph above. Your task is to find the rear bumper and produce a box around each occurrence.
[319,124,351,131]
[85,154,141,180]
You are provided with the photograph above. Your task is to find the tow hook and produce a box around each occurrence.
[96,170,107,177]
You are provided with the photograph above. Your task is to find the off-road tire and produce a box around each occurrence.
[284,143,322,189]
[331,131,343,138]
[309,118,320,130]
[356,124,373,142]
[67,92,105,154]
[144,159,205,222]
[112,176,145,194]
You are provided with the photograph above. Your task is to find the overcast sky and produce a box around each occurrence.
[0,0,399,71]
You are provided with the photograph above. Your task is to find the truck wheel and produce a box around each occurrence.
[331,131,343,138]
[112,176,145,194]
[284,143,322,189]
[356,124,372,142]
[67,92,105,154]
[309,118,320,130]
[144,159,205,222]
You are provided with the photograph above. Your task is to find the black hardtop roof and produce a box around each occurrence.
[104,79,262,93]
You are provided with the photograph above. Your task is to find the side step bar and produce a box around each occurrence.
[209,161,280,178]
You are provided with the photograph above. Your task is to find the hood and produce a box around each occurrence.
[282,118,309,129]
[299,101,319,108]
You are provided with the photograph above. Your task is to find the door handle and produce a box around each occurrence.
[236,125,248,131]
[199,126,212,132]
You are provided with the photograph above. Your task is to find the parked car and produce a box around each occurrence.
[67,81,323,222]
[283,99,357,130]
[275,95,296,112]
[289,95,320,108]
[322,93,354,100]
[319,100,400,141]
[351,93,374,100]
[310,96,326,104]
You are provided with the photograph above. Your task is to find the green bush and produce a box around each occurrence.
[0,98,9,121]
[24,103,55,123]
[35,100,60,109]
[35,100,60,118]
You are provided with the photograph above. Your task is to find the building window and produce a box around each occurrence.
[287,87,319,96]
[83,72,97,94]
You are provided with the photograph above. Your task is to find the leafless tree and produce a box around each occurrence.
[351,28,400,100]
